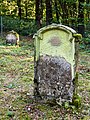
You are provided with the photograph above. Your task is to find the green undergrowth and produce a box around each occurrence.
[0,36,90,119]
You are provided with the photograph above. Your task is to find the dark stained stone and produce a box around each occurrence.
[34,55,74,104]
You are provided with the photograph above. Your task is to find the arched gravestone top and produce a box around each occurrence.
[33,24,81,105]
[34,24,76,38]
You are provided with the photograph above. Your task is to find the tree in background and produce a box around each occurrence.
[87,0,90,19]
[1,0,90,40]
[17,0,22,19]
[45,0,52,25]
[78,0,85,37]
[54,0,59,23]
[35,0,43,29]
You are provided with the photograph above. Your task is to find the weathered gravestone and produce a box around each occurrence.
[33,24,82,105]
[6,30,19,45]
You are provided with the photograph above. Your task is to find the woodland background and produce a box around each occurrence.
[0,0,90,38]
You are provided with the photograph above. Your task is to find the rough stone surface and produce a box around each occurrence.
[34,55,74,104]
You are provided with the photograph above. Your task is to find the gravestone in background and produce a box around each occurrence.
[6,30,19,46]
[33,24,81,105]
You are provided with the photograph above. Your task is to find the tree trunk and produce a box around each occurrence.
[39,0,43,27]
[54,0,59,23]
[35,0,42,29]
[70,2,78,30]
[46,0,52,25]
[86,0,90,20]
[25,2,28,19]
[78,0,85,37]
[58,1,68,25]
[17,0,22,19]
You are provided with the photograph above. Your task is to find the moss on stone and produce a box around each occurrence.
[73,34,82,42]
[72,93,82,108]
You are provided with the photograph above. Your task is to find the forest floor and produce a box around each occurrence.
[0,36,90,120]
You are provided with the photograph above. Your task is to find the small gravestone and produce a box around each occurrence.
[6,30,19,45]
[33,24,81,105]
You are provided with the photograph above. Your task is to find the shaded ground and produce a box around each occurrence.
[0,36,90,120]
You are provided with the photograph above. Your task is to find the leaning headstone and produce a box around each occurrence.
[6,30,19,46]
[33,24,82,105]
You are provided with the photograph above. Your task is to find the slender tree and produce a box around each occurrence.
[86,0,90,21]
[25,1,28,19]
[17,0,22,19]
[45,0,52,25]
[78,0,85,36]
[35,0,43,29]
[54,0,59,23]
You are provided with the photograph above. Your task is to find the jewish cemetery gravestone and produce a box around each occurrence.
[6,30,19,45]
[33,24,82,105]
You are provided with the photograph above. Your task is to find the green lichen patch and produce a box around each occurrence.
[73,33,82,39]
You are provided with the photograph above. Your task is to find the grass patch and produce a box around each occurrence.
[0,36,90,119]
